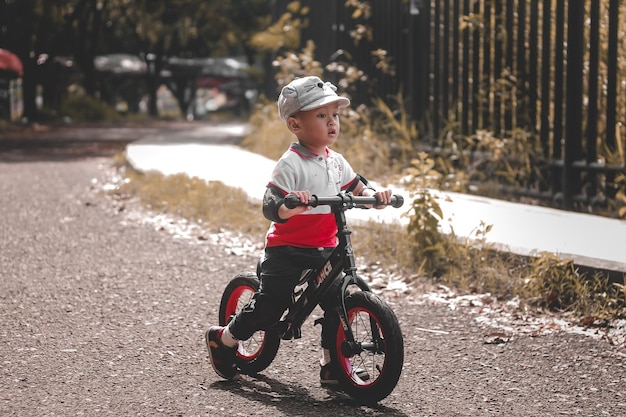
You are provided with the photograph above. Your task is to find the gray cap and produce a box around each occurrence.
[277,76,350,120]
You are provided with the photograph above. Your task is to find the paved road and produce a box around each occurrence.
[1,128,625,416]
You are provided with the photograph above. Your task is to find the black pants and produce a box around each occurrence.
[228,246,339,349]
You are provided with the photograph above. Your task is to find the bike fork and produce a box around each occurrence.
[336,274,383,358]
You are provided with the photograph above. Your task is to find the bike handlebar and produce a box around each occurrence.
[284,193,404,209]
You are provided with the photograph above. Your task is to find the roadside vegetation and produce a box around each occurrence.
[109,87,625,327]
[100,12,626,325]
[110,144,625,325]
[20,0,621,325]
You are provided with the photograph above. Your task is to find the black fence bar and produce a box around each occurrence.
[505,0,514,132]
[528,0,539,129]
[587,0,600,199]
[433,0,442,136]
[493,0,503,135]
[437,2,448,131]
[452,0,460,139]
[605,0,619,199]
[471,0,480,131]
[551,2,566,199]
[563,1,585,209]
[413,2,430,125]
[516,0,527,129]
[482,0,491,131]
[539,0,551,160]
[461,0,470,134]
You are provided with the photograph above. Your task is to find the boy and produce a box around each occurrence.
[206,76,392,385]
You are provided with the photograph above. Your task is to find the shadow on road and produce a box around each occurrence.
[0,123,140,162]
[0,137,132,162]
[0,120,247,162]
[210,373,410,417]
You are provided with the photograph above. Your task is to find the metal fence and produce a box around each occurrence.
[281,0,626,212]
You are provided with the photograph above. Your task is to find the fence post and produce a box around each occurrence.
[563,0,585,210]
[605,0,619,199]
[413,1,430,128]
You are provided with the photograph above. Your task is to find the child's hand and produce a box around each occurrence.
[278,191,312,220]
[373,189,392,209]
[360,187,392,209]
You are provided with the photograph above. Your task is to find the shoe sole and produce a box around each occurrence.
[321,369,370,386]
[205,328,237,379]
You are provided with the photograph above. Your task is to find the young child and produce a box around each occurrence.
[206,75,392,385]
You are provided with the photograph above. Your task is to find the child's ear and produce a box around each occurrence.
[287,117,300,132]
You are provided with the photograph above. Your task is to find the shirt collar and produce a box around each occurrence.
[289,142,330,159]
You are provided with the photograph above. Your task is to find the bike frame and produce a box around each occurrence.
[272,193,398,353]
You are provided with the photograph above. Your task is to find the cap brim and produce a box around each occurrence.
[300,96,350,112]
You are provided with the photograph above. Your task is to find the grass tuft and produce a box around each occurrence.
[113,166,268,236]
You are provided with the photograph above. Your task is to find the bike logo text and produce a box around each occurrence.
[317,261,333,285]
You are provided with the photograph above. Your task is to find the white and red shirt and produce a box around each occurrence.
[266,142,358,248]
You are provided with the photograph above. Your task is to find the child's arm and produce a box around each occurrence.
[263,186,311,223]
[277,190,312,219]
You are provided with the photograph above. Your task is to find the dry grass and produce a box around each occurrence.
[115,166,268,236]
[239,99,293,161]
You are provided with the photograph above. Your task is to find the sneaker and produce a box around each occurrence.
[205,326,237,379]
[320,362,370,386]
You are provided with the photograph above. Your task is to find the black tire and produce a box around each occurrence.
[218,273,281,375]
[327,291,404,404]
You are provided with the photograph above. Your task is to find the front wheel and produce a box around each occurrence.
[327,291,404,404]
[218,273,281,375]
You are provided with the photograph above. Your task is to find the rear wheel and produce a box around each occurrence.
[327,291,404,404]
[218,274,280,375]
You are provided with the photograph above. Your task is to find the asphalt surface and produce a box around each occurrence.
[1,124,625,416]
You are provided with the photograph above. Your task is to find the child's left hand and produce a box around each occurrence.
[372,189,392,209]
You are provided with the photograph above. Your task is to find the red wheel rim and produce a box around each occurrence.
[335,306,386,387]
[224,285,266,361]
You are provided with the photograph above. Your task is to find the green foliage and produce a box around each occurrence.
[429,123,544,196]
[0,119,15,133]
[519,253,625,319]
[397,152,625,320]
[370,92,417,165]
[344,0,373,44]
[402,153,449,277]
[60,94,119,122]
[104,0,267,58]
[249,1,309,53]
[271,40,325,89]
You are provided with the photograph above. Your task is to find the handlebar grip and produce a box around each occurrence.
[283,194,302,209]
[390,195,404,208]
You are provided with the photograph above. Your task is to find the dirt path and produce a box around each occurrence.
[1,138,625,416]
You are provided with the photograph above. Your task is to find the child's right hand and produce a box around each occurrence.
[279,191,312,220]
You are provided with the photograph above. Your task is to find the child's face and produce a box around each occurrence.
[290,103,341,153]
